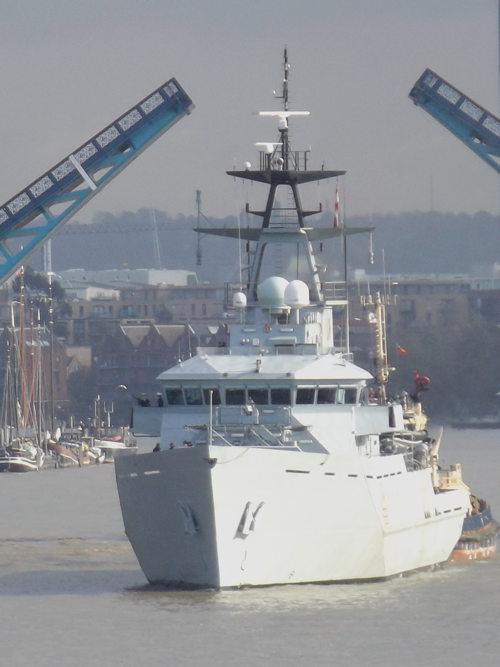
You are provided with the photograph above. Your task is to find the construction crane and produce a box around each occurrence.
[409,68,500,174]
[0,78,194,286]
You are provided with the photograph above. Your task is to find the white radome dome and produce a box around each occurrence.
[233,291,247,308]
[257,276,289,308]
[284,280,310,308]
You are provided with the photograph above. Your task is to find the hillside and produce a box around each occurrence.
[28,209,500,282]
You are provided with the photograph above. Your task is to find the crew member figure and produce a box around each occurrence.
[413,370,431,400]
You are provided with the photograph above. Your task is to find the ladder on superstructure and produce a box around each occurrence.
[0,78,194,286]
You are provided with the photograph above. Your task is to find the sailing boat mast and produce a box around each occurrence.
[17,267,29,430]
[48,271,55,436]
[1,331,17,444]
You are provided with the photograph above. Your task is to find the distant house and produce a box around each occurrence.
[66,345,92,374]
[93,323,200,406]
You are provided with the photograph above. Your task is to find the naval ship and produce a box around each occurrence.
[115,52,471,588]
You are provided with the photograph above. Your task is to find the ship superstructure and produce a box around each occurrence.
[115,52,469,588]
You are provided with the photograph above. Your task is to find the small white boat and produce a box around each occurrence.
[0,439,44,472]
[87,444,106,464]
[94,436,137,463]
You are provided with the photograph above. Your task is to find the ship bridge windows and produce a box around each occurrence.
[162,383,358,408]
[184,387,203,405]
[165,385,221,406]
[223,386,292,406]
[226,388,246,405]
[340,388,358,404]
[317,387,337,404]
[202,388,221,405]
[248,387,269,405]
[165,387,185,405]
[295,385,359,405]
[296,387,316,404]
[270,387,292,405]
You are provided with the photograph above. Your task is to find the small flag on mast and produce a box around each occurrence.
[333,186,340,229]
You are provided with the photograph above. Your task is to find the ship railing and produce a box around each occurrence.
[207,427,233,447]
[223,280,349,310]
[268,213,299,228]
[436,463,465,491]
[258,148,309,171]
[246,425,282,447]
[186,423,298,449]
[337,350,353,362]
[322,281,347,302]
[211,426,298,449]
[224,281,281,309]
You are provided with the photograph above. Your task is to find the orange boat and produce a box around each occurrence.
[450,499,498,562]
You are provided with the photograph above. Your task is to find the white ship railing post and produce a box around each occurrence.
[209,390,213,447]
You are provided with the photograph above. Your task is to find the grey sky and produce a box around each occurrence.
[1,0,499,223]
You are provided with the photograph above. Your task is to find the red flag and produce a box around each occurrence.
[333,187,340,229]
[396,344,408,355]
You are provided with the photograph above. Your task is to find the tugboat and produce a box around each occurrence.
[450,497,498,562]
[115,51,475,589]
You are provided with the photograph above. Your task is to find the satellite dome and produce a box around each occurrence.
[257,276,289,309]
[233,291,247,308]
[284,280,309,308]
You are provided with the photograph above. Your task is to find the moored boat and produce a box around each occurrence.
[0,288,46,473]
[94,439,137,463]
[0,438,44,472]
[94,428,137,463]
[48,439,82,467]
[450,497,499,562]
[115,51,480,589]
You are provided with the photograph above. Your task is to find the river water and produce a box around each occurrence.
[0,429,499,667]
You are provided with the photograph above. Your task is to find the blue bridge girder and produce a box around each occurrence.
[409,68,500,174]
[0,78,194,286]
